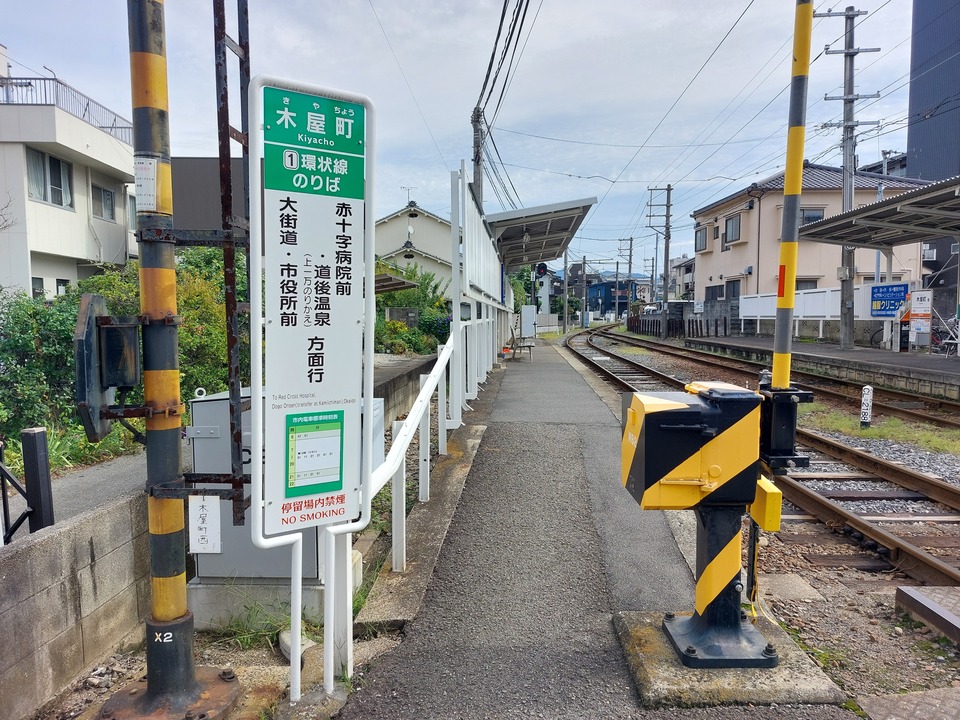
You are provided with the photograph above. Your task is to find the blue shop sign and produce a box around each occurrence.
[870,283,908,318]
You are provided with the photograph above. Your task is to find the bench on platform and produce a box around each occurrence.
[509,328,535,360]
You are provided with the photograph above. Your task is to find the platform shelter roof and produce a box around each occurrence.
[798,176,960,249]
[486,197,596,270]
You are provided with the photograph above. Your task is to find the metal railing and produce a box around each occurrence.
[1,429,56,546]
[0,77,133,145]
[322,335,457,692]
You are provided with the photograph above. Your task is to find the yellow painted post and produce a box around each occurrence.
[101,2,241,717]
[772,0,814,389]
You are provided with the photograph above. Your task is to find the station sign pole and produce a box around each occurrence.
[249,75,374,702]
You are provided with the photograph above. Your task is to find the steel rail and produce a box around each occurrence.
[575,327,960,587]
[599,331,960,430]
[796,429,960,511]
[775,474,960,586]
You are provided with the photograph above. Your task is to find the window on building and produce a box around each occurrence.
[724,214,741,244]
[92,185,115,221]
[31,277,45,299]
[56,279,70,296]
[704,285,725,302]
[799,208,825,226]
[796,279,818,291]
[922,243,937,261]
[27,148,73,208]
[725,279,741,299]
[695,227,707,252]
[713,225,720,239]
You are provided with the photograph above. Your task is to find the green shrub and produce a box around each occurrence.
[374,262,450,353]
[0,289,80,439]
[418,306,451,343]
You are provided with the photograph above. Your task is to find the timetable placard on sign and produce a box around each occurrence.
[256,81,371,534]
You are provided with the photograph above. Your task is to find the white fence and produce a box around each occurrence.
[323,336,456,692]
[740,285,875,321]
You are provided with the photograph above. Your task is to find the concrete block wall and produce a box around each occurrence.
[1,492,150,720]
[375,354,438,425]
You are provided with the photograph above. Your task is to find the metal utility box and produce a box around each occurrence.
[621,382,761,510]
[187,388,384,579]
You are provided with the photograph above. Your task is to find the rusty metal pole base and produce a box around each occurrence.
[98,666,241,720]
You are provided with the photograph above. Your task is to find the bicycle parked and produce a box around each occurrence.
[931,316,958,355]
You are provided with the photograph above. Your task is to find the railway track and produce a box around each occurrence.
[594,329,960,430]
[566,326,960,587]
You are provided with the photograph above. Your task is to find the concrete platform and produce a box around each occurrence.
[859,686,960,720]
[614,611,846,708]
[684,336,960,400]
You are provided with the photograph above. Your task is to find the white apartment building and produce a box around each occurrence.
[0,45,135,299]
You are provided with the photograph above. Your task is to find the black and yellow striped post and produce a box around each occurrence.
[101,3,240,717]
[761,0,814,469]
[622,383,780,668]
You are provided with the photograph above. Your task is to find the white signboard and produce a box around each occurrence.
[188,495,222,554]
[133,157,158,211]
[258,82,369,534]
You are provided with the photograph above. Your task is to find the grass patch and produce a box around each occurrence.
[369,467,418,534]
[780,622,848,672]
[798,403,960,454]
[353,548,387,617]
[206,599,322,650]
[840,699,869,718]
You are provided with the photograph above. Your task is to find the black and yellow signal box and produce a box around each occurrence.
[621,382,761,510]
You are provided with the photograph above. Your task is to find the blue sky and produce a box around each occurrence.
[3,1,913,274]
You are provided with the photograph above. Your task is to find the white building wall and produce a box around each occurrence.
[0,103,134,296]
[0,143,30,292]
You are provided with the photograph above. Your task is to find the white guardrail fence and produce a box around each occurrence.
[322,335,456,692]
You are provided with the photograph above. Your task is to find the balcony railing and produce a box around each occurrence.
[0,77,133,145]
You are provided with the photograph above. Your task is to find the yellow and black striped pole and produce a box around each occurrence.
[102,3,239,717]
[760,0,814,471]
[772,0,813,389]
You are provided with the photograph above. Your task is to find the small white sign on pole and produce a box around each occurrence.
[257,82,370,535]
[188,495,222,554]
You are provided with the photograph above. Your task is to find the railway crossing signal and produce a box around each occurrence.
[621,382,783,668]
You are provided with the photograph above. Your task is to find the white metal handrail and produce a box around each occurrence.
[322,335,455,692]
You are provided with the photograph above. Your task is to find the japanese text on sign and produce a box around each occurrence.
[188,495,222,554]
[870,283,908,318]
[258,79,368,534]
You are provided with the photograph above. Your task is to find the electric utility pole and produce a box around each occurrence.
[648,185,672,338]
[621,236,634,317]
[471,106,483,204]
[819,5,879,349]
[101,3,243,717]
[582,255,588,326]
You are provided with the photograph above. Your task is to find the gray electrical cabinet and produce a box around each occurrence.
[187,387,384,580]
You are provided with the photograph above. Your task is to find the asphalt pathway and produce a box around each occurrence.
[335,345,853,719]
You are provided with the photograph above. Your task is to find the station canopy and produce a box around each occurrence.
[798,176,960,249]
[486,197,597,270]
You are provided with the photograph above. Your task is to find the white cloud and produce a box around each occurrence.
[2,0,912,268]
